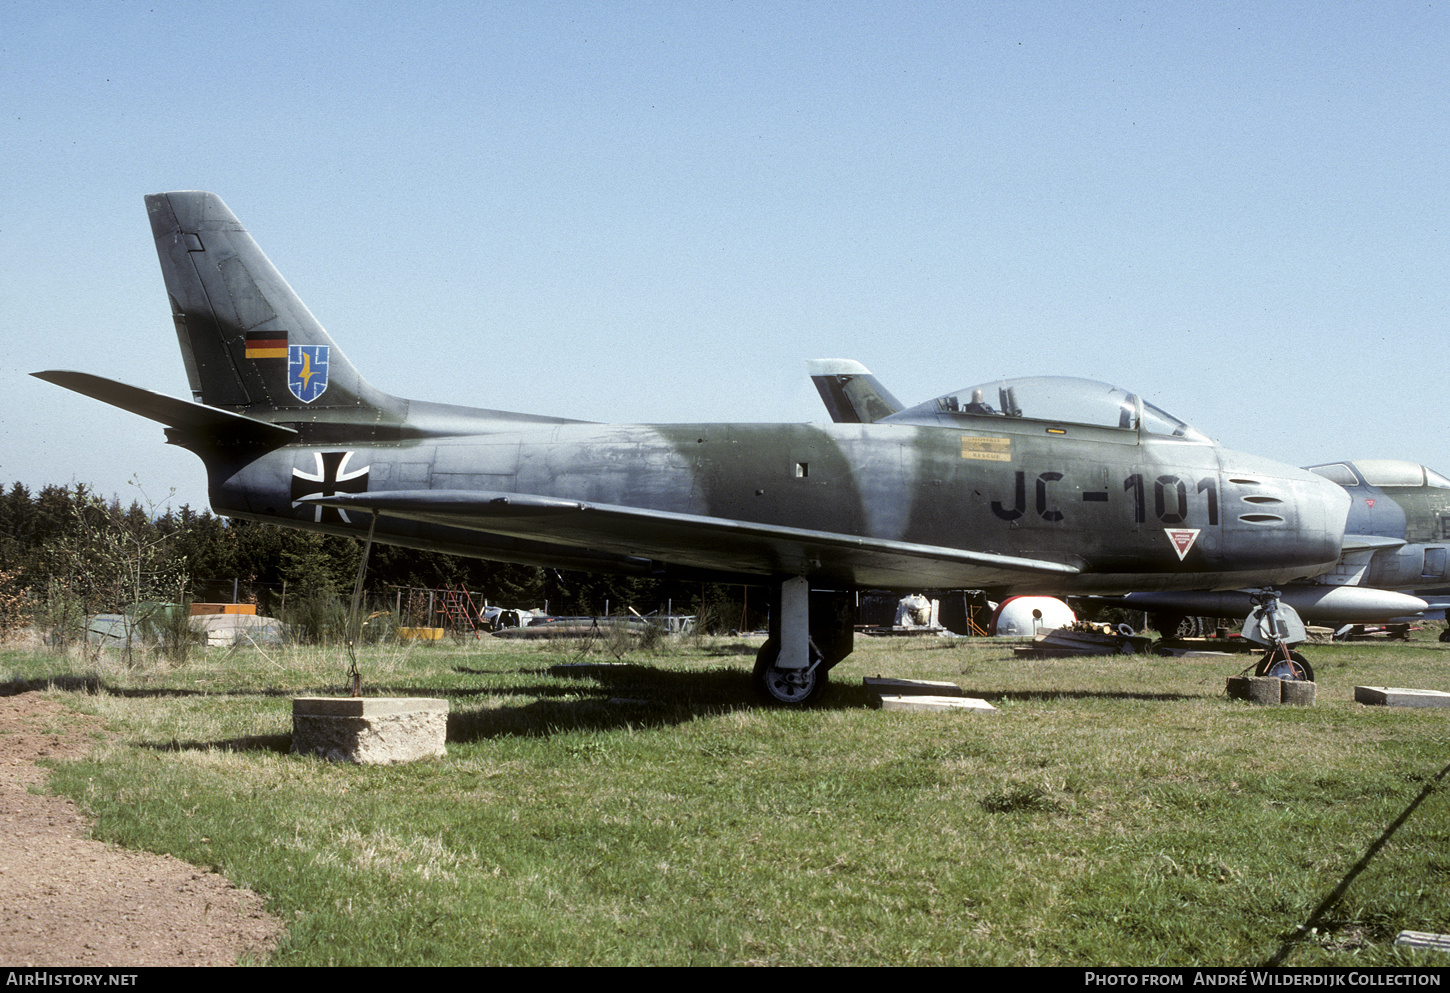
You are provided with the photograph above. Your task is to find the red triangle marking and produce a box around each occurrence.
[1165,528,1200,561]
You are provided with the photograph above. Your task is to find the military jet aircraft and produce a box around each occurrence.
[809,362,1433,635]
[37,192,1354,704]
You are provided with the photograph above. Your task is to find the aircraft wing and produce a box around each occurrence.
[1339,534,1406,551]
[303,489,1081,588]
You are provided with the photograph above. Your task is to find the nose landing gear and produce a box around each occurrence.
[1243,591,1315,682]
[1254,646,1315,682]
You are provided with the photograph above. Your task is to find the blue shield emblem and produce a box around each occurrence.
[288,345,329,403]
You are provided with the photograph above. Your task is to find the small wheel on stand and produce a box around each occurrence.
[1254,650,1314,682]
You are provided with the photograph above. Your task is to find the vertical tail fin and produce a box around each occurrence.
[146,191,393,418]
[806,359,904,424]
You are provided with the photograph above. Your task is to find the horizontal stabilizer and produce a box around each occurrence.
[300,488,1082,587]
[32,370,298,450]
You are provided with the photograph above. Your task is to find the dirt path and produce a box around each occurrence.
[0,691,283,966]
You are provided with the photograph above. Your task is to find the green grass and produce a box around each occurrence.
[3,631,1449,966]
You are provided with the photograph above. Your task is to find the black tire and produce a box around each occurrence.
[1255,650,1314,682]
[1151,613,1204,639]
[1439,628,1450,644]
[1150,612,1185,638]
[751,638,828,705]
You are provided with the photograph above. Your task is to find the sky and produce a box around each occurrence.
[2,1,1448,514]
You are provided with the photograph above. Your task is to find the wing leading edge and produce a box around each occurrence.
[301,489,1082,588]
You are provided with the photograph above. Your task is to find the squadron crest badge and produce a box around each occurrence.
[288,345,329,403]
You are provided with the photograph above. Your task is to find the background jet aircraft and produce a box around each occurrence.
[1302,460,1450,593]
[37,192,1352,703]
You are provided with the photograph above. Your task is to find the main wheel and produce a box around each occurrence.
[1255,650,1315,682]
[752,638,828,705]
[1150,612,1185,638]
[1152,613,1207,639]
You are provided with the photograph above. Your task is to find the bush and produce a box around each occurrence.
[0,570,30,642]
[144,602,202,666]
[281,593,348,645]
[39,577,87,648]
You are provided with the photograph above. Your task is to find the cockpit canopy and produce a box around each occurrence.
[1308,460,1450,489]
[891,375,1209,441]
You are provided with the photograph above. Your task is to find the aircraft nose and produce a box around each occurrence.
[1218,453,1351,581]
[1277,466,1352,577]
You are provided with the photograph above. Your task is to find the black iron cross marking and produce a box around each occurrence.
[291,451,369,523]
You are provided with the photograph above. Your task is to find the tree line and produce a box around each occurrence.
[0,481,756,639]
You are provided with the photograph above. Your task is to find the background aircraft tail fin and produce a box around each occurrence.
[145,191,396,418]
[806,359,904,424]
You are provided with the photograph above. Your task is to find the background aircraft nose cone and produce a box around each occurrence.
[1301,467,1353,561]
[1319,471,1353,544]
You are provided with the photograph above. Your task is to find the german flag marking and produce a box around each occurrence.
[245,331,287,359]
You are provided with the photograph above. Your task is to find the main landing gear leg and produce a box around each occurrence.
[752,578,855,705]
[1242,590,1315,682]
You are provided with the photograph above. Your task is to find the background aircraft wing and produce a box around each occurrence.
[304,489,1081,588]
[1338,534,1407,551]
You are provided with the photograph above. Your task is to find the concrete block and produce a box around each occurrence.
[1247,676,1283,705]
[1395,930,1450,951]
[1280,680,1317,707]
[863,677,964,698]
[1247,677,1284,705]
[191,612,283,646]
[1227,676,1316,705]
[878,694,997,714]
[1355,686,1450,709]
[292,697,447,764]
